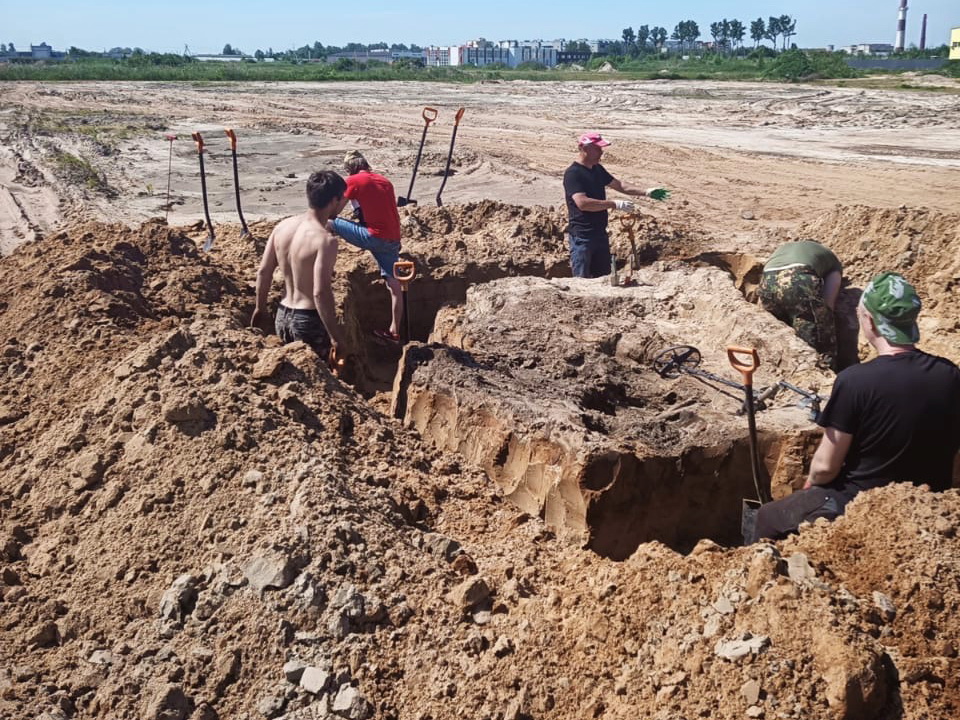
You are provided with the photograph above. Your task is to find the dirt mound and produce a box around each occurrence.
[1,217,960,720]
[799,205,960,358]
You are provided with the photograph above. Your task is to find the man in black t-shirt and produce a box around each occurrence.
[562,132,670,278]
[753,272,960,542]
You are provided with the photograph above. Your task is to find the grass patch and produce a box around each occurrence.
[51,150,113,194]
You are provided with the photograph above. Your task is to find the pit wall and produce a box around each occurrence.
[394,358,819,557]
[339,256,568,395]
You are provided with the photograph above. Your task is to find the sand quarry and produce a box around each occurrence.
[1,79,959,720]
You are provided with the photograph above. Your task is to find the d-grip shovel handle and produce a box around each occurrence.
[422,107,438,124]
[224,128,238,151]
[727,346,760,387]
[191,131,204,152]
[393,260,416,286]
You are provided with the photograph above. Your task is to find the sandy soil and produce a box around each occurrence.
[1,79,960,720]
[1,79,960,254]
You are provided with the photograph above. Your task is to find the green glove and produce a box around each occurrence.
[647,188,670,201]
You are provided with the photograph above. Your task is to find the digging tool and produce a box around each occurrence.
[224,128,250,238]
[397,107,438,207]
[727,345,770,545]
[618,214,642,271]
[191,131,215,251]
[393,260,417,344]
[164,134,177,223]
[435,107,465,207]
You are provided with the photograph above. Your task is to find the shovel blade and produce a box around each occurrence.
[741,499,762,545]
[202,235,215,252]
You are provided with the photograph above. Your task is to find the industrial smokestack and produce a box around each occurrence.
[920,13,927,50]
[895,0,908,52]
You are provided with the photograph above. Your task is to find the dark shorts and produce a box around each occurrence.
[568,233,611,279]
[275,304,331,356]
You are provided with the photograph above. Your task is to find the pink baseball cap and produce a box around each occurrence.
[578,132,610,147]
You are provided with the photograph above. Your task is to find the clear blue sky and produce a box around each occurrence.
[4,0,958,54]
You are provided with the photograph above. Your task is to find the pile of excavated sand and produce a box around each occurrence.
[1,204,959,720]
[798,205,960,360]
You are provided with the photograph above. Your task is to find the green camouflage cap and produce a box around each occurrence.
[862,271,921,345]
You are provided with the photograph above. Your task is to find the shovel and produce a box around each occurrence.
[191,131,215,251]
[224,128,251,238]
[435,107,465,207]
[619,214,641,270]
[727,345,769,544]
[397,107,438,207]
[393,260,417,344]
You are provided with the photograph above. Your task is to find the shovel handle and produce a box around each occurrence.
[224,128,237,151]
[727,346,760,386]
[422,107,438,124]
[393,260,416,285]
[164,133,177,141]
[453,107,465,125]
[191,131,204,153]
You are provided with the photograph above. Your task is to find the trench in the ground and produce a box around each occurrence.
[694,251,862,370]
[340,255,570,397]
[337,250,827,557]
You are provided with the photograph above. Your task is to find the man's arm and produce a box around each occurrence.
[251,231,279,327]
[571,191,619,212]
[821,270,842,311]
[804,426,853,488]
[312,233,345,351]
[608,178,669,200]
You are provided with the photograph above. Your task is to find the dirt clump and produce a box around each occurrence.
[0,216,959,720]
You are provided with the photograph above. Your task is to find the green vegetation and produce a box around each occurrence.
[51,150,110,193]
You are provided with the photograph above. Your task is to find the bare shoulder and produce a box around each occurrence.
[273,213,305,240]
[296,216,336,248]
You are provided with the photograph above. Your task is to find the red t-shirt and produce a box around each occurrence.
[344,171,401,241]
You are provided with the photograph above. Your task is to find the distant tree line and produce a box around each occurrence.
[614,15,797,57]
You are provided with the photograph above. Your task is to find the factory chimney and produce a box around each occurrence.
[920,13,927,50]
[895,0,908,52]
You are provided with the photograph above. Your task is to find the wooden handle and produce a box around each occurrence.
[727,346,760,386]
[224,128,237,151]
[393,260,416,284]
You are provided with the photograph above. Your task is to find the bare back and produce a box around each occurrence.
[270,212,337,309]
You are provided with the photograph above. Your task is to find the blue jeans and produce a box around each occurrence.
[332,218,401,278]
[568,233,610,279]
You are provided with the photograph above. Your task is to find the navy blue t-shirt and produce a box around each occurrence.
[819,350,960,499]
[563,162,614,241]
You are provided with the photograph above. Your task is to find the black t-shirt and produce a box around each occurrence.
[819,350,960,500]
[563,162,614,241]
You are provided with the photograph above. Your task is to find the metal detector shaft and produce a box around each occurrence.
[435,107,464,207]
[164,134,176,223]
[224,128,250,237]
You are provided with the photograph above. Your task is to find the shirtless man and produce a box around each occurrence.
[251,170,348,359]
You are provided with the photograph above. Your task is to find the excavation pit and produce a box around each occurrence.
[390,268,835,557]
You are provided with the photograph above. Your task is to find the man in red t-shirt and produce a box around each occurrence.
[328,151,404,343]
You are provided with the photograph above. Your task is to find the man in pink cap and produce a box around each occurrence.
[563,131,669,278]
